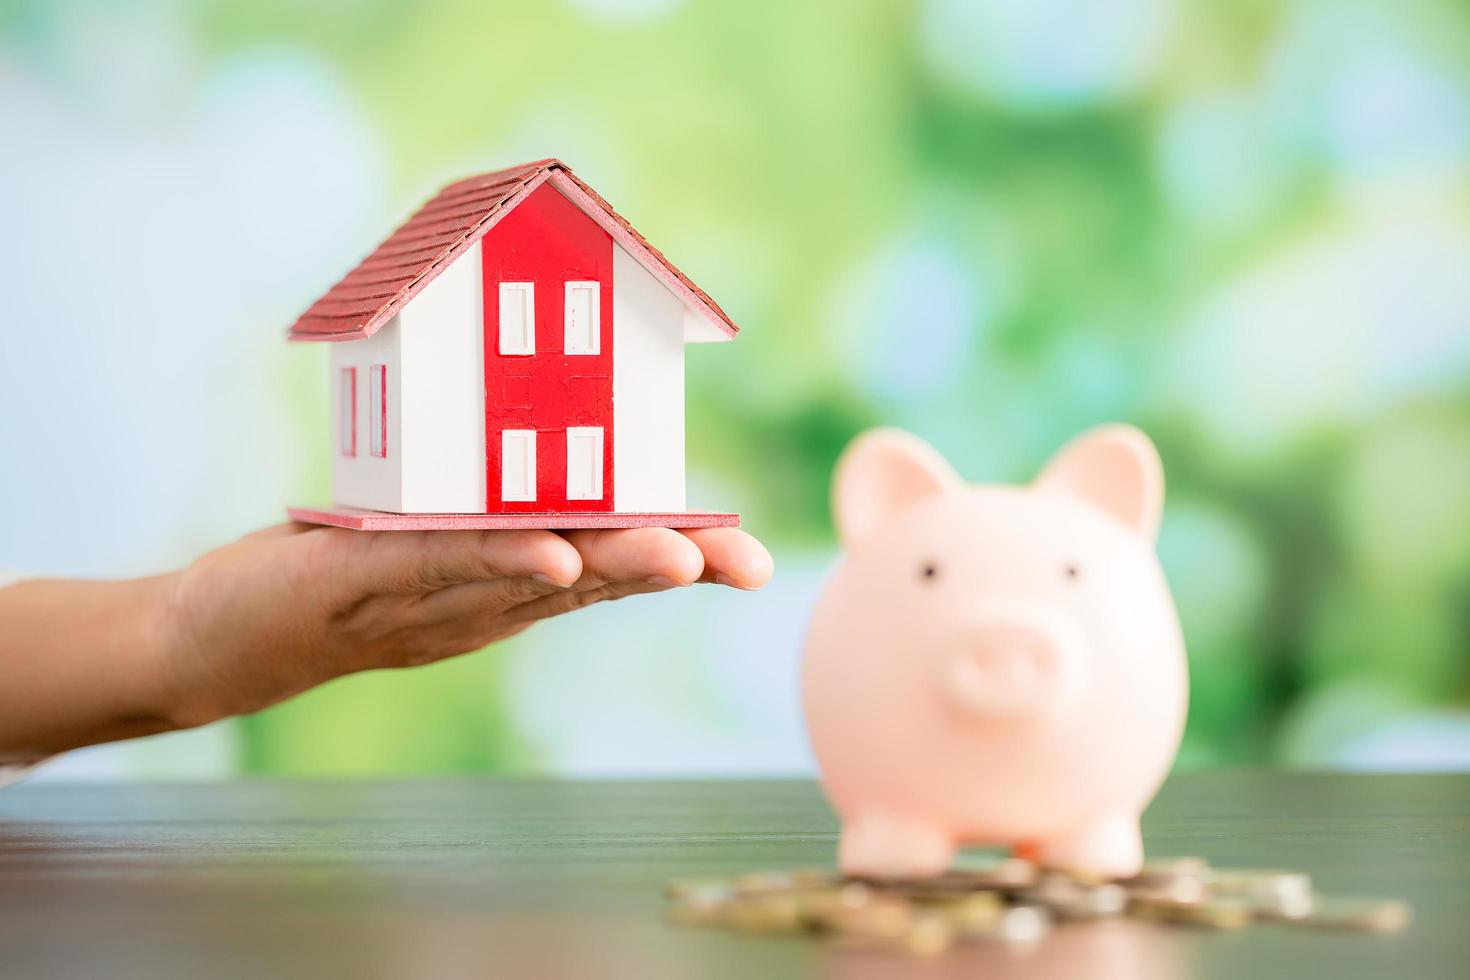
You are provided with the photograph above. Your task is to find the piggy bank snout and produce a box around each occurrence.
[939,603,1088,720]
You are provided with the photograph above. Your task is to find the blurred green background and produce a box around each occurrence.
[3,0,1469,778]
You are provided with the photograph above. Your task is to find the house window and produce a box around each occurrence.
[501,430,537,501]
[564,281,600,355]
[566,426,604,500]
[368,364,387,458]
[499,282,535,355]
[339,367,357,457]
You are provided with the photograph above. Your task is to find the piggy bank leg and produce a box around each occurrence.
[838,812,955,879]
[1031,813,1144,879]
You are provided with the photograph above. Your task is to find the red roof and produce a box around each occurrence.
[288,158,739,342]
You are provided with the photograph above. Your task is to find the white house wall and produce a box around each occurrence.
[683,305,732,343]
[330,315,404,512]
[612,243,685,512]
[399,239,487,512]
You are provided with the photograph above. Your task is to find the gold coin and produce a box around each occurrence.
[1292,898,1411,933]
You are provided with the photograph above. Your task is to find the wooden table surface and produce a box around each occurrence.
[0,772,1464,979]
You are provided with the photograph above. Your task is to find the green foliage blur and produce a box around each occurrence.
[10,0,1466,774]
[241,0,1470,773]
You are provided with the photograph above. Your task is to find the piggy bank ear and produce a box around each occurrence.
[833,428,961,544]
[1036,424,1164,542]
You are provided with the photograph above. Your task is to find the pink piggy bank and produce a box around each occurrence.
[802,425,1187,879]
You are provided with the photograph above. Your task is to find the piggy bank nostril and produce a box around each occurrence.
[1002,653,1041,687]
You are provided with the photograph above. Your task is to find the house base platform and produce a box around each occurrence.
[288,506,740,531]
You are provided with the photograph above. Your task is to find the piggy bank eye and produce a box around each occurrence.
[919,562,940,583]
[1064,562,1081,583]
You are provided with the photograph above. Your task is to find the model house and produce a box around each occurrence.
[286,159,739,530]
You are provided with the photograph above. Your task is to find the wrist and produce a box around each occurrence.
[149,567,233,732]
[118,572,200,735]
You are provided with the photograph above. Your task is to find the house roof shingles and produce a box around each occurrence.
[287,159,738,342]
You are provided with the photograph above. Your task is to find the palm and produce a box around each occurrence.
[164,523,772,725]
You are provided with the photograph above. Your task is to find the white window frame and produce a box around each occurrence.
[501,429,537,502]
[339,366,357,457]
[368,363,387,458]
[564,281,600,355]
[499,282,536,355]
[565,426,605,501]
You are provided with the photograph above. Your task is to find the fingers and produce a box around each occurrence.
[561,527,706,587]
[499,580,671,626]
[490,527,772,628]
[319,525,769,665]
[410,574,571,624]
[682,528,774,590]
[483,527,708,630]
[347,528,584,595]
[313,524,774,681]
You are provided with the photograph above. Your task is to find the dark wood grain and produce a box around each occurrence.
[0,772,1464,979]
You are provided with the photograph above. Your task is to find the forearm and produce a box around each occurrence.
[0,576,183,761]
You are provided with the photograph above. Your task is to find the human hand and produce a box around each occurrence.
[157,523,772,729]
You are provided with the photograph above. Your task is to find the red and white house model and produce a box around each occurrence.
[286,159,740,531]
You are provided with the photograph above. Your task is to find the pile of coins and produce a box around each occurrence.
[665,857,1409,956]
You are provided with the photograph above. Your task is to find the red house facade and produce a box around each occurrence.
[482,183,615,513]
